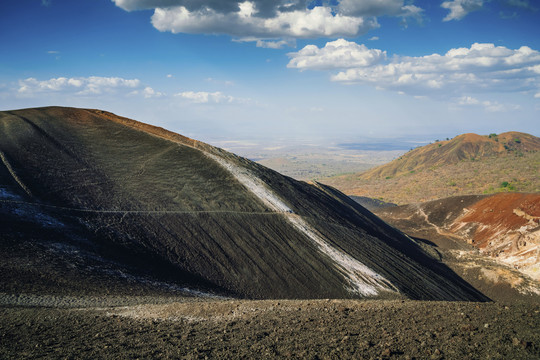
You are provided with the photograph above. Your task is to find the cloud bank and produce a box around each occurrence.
[175,91,248,104]
[18,76,140,96]
[15,76,246,106]
[440,0,536,21]
[288,40,540,99]
[112,0,422,41]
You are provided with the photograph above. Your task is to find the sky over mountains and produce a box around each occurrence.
[0,0,539,144]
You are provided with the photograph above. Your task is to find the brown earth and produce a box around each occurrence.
[1,297,539,360]
[374,193,540,300]
[321,132,539,205]
[360,132,540,180]
[450,193,540,250]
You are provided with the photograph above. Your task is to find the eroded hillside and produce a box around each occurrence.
[375,193,540,300]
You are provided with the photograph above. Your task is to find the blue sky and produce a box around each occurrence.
[1,0,539,146]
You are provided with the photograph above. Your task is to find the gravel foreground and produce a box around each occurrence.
[1,297,539,359]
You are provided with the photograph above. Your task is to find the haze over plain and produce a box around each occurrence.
[1,0,539,148]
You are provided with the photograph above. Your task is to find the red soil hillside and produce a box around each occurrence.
[360,131,540,180]
[375,193,540,287]
[452,193,540,250]
[450,193,540,281]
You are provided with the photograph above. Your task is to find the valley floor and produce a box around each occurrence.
[1,296,539,359]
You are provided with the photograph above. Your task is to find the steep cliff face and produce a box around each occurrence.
[0,107,487,301]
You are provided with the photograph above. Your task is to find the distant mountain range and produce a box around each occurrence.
[0,107,486,301]
[323,132,540,204]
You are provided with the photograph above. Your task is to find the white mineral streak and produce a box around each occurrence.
[207,153,396,296]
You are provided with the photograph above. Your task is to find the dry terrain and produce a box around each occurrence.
[2,108,539,359]
[254,149,401,180]
[374,193,540,302]
[1,296,539,360]
[0,107,487,301]
[322,132,539,205]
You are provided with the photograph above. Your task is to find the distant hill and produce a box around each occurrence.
[323,132,540,204]
[362,132,540,180]
[0,106,487,301]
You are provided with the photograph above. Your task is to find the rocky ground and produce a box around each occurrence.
[1,295,539,359]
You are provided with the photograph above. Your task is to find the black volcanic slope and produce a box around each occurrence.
[0,107,487,301]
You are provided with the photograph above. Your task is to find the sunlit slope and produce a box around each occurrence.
[362,132,540,180]
[323,132,539,204]
[0,107,487,300]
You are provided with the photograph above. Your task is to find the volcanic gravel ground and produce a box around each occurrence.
[1,298,539,359]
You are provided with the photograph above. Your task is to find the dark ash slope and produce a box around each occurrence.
[0,107,487,301]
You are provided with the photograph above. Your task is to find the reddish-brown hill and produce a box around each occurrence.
[360,132,540,180]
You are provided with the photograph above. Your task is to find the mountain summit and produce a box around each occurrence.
[0,107,487,301]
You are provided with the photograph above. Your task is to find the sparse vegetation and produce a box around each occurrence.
[500,181,516,191]
[322,151,539,205]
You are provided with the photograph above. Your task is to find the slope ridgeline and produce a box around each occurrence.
[0,107,487,301]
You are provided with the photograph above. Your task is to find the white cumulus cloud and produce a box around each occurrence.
[288,40,540,98]
[143,86,164,98]
[175,90,248,104]
[18,76,141,96]
[457,96,520,112]
[151,3,377,39]
[441,0,485,21]
[287,39,386,71]
[112,0,423,42]
[458,96,480,105]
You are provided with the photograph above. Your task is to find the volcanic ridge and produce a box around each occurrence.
[0,107,487,301]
